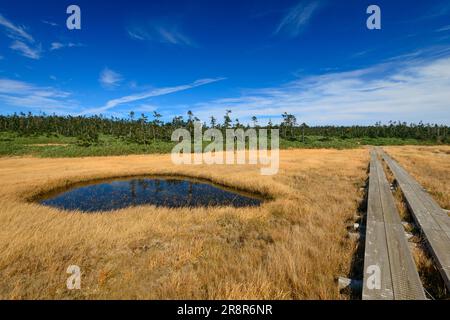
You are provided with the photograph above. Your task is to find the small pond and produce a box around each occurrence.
[39,177,263,212]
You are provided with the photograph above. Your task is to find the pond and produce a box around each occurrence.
[39,176,263,212]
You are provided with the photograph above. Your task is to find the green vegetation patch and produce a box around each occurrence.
[0,131,445,158]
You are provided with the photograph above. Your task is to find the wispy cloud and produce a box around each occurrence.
[351,50,373,59]
[50,42,64,51]
[0,13,42,60]
[0,13,34,42]
[127,21,195,46]
[99,68,123,88]
[0,78,77,113]
[10,41,41,59]
[81,77,225,115]
[50,42,84,51]
[275,0,322,37]
[42,20,58,27]
[383,46,450,63]
[436,25,450,32]
[409,1,450,21]
[425,2,450,19]
[128,29,146,41]
[190,50,450,125]
[156,26,193,46]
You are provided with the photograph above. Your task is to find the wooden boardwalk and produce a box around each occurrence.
[378,148,450,291]
[362,150,426,300]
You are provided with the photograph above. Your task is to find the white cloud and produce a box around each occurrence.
[156,27,193,46]
[99,68,123,88]
[50,42,84,51]
[425,2,450,19]
[128,29,146,41]
[190,53,450,125]
[10,41,41,60]
[127,22,194,46]
[275,1,322,37]
[42,20,58,27]
[50,42,64,51]
[81,77,225,115]
[436,25,450,32]
[0,13,42,60]
[0,13,34,42]
[0,78,76,113]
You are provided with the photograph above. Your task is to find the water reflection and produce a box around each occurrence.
[39,177,263,212]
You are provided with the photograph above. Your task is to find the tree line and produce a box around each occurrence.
[0,111,448,145]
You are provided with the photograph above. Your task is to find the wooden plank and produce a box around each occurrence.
[363,151,393,299]
[379,148,450,291]
[378,149,450,231]
[362,150,426,300]
[373,153,426,299]
[379,149,450,236]
[362,221,394,299]
[408,179,450,237]
[384,223,425,299]
[368,151,384,223]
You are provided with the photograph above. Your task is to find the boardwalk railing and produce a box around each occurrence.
[362,150,426,300]
[378,148,450,291]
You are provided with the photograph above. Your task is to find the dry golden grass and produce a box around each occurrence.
[0,149,369,299]
[384,146,450,210]
[382,146,450,298]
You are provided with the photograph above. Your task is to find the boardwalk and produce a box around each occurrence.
[379,148,450,291]
[362,150,426,300]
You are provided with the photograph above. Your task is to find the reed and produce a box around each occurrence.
[0,149,369,299]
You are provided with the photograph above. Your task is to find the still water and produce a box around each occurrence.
[39,177,263,212]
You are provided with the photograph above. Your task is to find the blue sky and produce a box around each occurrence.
[0,0,450,125]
